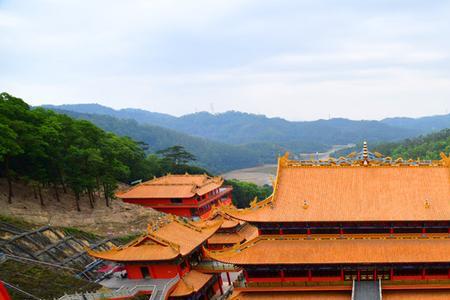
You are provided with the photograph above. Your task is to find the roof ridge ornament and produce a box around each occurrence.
[362,141,369,166]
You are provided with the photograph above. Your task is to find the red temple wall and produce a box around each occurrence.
[125,265,144,279]
[150,264,179,279]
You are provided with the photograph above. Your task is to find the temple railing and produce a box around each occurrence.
[193,260,240,272]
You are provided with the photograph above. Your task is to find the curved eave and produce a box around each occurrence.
[205,234,450,265]
[87,247,181,262]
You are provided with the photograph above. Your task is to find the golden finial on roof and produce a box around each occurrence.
[362,141,369,165]
[279,152,290,167]
[425,199,431,209]
[303,200,309,209]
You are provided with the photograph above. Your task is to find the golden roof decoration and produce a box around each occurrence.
[87,213,222,262]
[221,143,450,223]
[116,173,224,199]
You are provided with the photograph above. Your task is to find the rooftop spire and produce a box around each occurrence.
[363,141,368,159]
[362,141,369,165]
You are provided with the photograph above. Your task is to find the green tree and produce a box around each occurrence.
[157,145,196,165]
[225,179,273,208]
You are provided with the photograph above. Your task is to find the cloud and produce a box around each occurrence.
[1,0,450,120]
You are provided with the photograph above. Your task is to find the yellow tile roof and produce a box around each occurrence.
[383,290,450,299]
[232,291,350,299]
[225,154,450,222]
[88,216,222,262]
[117,174,223,199]
[205,234,450,265]
[170,270,212,297]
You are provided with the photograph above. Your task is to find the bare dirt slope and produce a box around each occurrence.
[0,179,160,236]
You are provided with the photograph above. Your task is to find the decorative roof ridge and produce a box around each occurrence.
[173,215,223,232]
[204,233,450,260]
[221,195,273,217]
[147,231,181,252]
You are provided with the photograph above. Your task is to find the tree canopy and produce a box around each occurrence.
[0,93,208,210]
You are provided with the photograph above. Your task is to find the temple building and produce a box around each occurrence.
[207,211,258,250]
[88,215,225,299]
[205,143,450,299]
[117,174,233,219]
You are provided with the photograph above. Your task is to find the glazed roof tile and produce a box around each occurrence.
[206,234,450,265]
[225,153,450,222]
[88,216,222,262]
[117,174,223,199]
[232,291,350,299]
[170,270,212,297]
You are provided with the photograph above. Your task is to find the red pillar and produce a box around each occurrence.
[308,270,312,281]
[307,228,311,236]
[422,227,427,235]
[340,269,344,281]
[374,269,377,281]
[279,229,284,235]
[243,270,248,282]
[218,275,224,295]
[226,272,231,285]
[422,268,426,279]
[357,270,361,281]
[340,228,344,235]
[390,268,394,280]
[390,227,394,234]
[280,270,285,282]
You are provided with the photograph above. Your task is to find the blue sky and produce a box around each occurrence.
[1,0,450,120]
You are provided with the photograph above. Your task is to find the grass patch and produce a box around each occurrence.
[0,214,36,230]
[0,260,101,300]
[112,233,142,245]
[61,227,101,241]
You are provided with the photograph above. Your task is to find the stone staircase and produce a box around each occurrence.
[352,280,382,300]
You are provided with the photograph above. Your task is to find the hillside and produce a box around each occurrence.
[373,128,450,160]
[0,179,158,236]
[52,109,270,173]
[43,103,450,149]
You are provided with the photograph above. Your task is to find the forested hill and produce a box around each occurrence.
[0,93,224,211]
[54,109,269,173]
[42,103,450,149]
[373,128,450,160]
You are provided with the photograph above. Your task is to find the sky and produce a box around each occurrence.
[1,0,450,121]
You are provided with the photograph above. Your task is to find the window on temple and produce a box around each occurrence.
[426,268,448,276]
[283,228,307,234]
[310,227,340,234]
[284,269,309,278]
[394,268,421,276]
[247,269,280,278]
[259,229,279,235]
[425,227,448,233]
[312,269,341,277]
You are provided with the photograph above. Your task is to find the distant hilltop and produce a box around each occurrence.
[43,103,450,173]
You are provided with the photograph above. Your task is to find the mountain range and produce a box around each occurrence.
[42,103,450,173]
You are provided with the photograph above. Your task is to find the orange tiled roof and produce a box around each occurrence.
[383,290,450,299]
[208,223,259,245]
[88,216,222,262]
[117,174,223,199]
[170,270,212,297]
[205,234,450,265]
[224,153,450,222]
[232,291,350,299]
